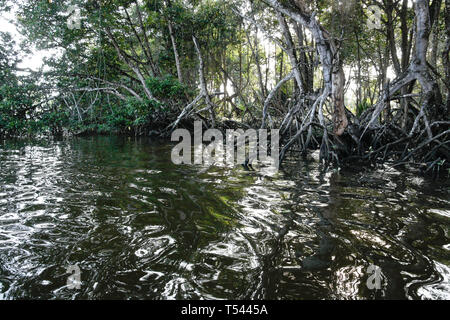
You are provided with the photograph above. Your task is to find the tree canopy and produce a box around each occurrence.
[0,0,449,172]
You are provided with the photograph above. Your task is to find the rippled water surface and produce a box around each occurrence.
[0,136,449,300]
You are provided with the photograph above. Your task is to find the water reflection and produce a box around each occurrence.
[0,136,448,300]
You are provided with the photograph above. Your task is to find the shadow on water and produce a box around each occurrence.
[0,136,448,299]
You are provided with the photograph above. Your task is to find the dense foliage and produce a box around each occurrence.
[0,0,449,173]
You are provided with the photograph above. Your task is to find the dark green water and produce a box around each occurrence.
[0,136,448,300]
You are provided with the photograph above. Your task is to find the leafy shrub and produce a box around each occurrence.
[146,75,187,100]
[356,101,371,117]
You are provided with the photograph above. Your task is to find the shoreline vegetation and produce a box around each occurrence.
[0,0,449,176]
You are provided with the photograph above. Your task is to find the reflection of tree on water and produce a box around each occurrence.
[0,137,448,299]
[368,213,445,299]
[248,165,339,299]
[247,163,449,300]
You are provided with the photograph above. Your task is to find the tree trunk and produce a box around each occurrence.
[104,27,156,102]
[193,36,216,127]
[386,0,402,75]
[168,20,183,84]
[265,0,348,136]
[277,13,304,93]
[444,0,450,112]
[364,0,443,132]
[134,1,160,76]
[413,0,443,120]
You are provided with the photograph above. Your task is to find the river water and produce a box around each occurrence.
[0,136,448,299]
